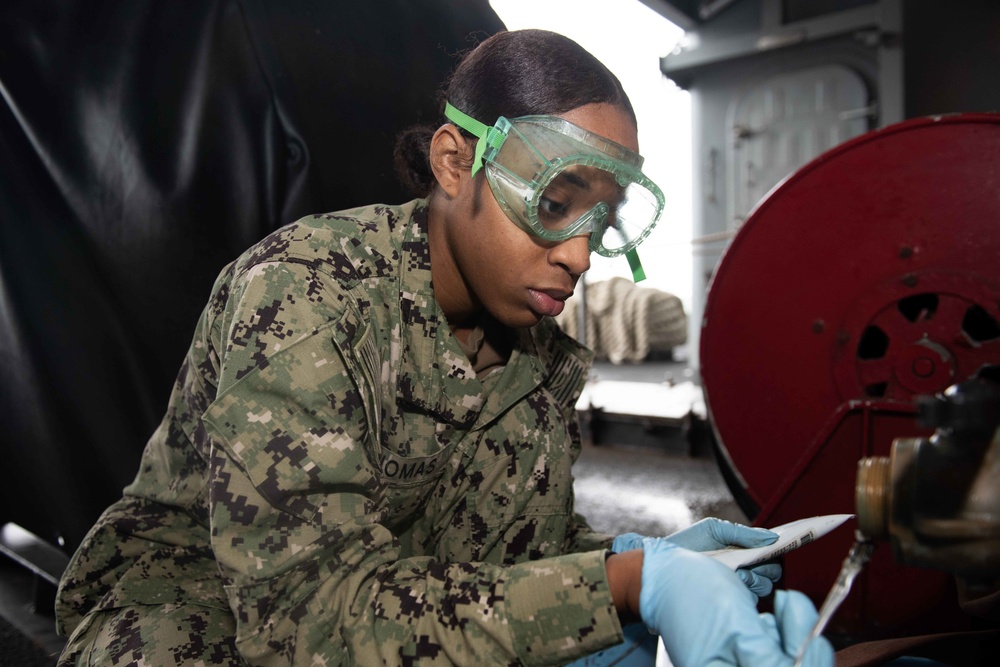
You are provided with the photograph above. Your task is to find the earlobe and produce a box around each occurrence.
[429,124,472,199]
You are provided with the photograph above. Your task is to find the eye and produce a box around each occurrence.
[539,195,570,218]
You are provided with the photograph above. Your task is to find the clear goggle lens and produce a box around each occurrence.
[479,116,663,258]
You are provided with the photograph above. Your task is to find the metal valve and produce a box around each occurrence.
[855,379,1000,577]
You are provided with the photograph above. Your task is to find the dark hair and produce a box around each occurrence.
[394,29,636,197]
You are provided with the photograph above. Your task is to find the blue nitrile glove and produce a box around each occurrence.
[766,590,835,667]
[613,518,782,600]
[639,538,833,667]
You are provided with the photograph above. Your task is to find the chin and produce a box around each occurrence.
[517,312,546,329]
[493,307,543,330]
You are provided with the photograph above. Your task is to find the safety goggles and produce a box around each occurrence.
[445,102,663,281]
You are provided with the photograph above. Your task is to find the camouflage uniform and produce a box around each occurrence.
[56,200,624,666]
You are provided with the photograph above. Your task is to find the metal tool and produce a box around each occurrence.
[793,533,874,667]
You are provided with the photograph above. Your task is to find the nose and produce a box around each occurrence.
[549,234,592,276]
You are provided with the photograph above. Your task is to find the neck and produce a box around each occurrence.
[427,194,482,334]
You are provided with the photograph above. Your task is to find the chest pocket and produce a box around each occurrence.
[380,443,452,526]
[333,294,468,533]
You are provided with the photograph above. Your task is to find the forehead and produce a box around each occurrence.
[555,103,639,153]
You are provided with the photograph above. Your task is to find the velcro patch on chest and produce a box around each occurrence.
[379,448,447,485]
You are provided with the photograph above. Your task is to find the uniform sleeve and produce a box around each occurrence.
[202,261,623,666]
[565,508,616,554]
[560,384,615,555]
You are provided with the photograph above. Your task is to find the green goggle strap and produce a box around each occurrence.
[626,249,645,282]
[444,102,504,177]
[444,102,647,283]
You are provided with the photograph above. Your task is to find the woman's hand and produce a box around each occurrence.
[611,517,783,600]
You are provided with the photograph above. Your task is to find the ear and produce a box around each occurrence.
[429,124,474,199]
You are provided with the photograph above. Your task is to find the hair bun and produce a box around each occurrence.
[393,124,437,197]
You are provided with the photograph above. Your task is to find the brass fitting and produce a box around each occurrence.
[855,380,1000,578]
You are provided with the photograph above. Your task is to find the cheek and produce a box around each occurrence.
[461,194,551,305]
[491,222,544,278]
[469,231,521,287]
[465,220,538,300]
[474,209,536,267]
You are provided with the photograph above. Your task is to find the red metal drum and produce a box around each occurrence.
[700,113,1000,642]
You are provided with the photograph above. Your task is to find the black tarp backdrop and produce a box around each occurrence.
[0,0,505,553]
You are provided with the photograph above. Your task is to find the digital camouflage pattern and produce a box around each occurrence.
[56,200,623,666]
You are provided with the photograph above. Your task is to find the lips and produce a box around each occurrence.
[528,288,571,318]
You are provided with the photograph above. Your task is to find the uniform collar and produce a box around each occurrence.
[394,203,486,427]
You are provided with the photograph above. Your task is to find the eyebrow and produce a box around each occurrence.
[553,171,589,190]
